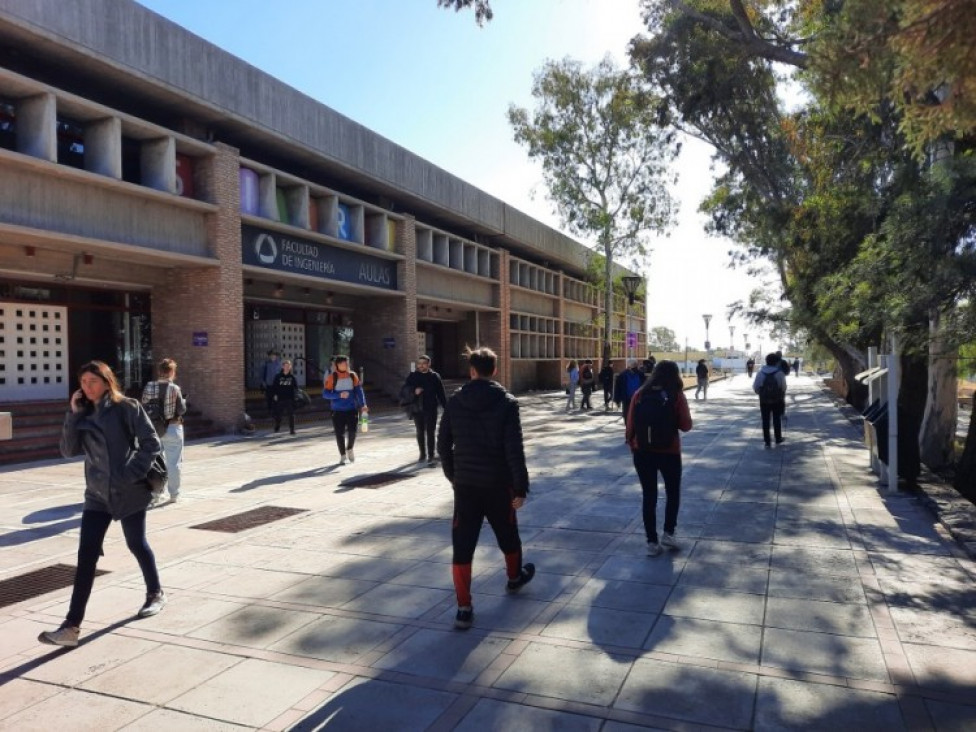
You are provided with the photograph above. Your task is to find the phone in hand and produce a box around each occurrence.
[73,390,91,411]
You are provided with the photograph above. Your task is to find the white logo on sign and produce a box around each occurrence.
[255,233,277,264]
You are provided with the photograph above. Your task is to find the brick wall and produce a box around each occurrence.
[151,143,244,431]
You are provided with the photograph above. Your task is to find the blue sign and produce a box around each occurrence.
[626,332,637,348]
[337,203,352,241]
[241,224,397,291]
[192,332,208,346]
[383,337,395,349]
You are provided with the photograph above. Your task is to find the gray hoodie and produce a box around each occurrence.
[753,364,787,403]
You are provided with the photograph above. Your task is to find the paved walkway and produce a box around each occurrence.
[1,375,974,730]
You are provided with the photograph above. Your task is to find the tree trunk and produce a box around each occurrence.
[919,311,958,470]
[602,243,613,366]
[954,395,976,503]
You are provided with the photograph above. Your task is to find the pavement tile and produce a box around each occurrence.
[677,560,769,593]
[188,604,321,649]
[268,613,403,663]
[493,641,632,706]
[754,676,905,731]
[0,678,61,723]
[291,677,457,731]
[902,643,976,693]
[765,596,877,638]
[687,538,773,566]
[767,569,868,603]
[270,575,380,608]
[924,698,976,731]
[25,633,160,686]
[614,658,757,728]
[121,707,251,730]
[644,615,763,665]
[770,545,860,576]
[663,585,765,625]
[455,697,603,730]
[0,687,151,730]
[540,602,657,648]
[761,627,889,681]
[568,577,671,614]
[130,595,245,636]
[373,627,510,683]
[594,555,686,586]
[79,644,242,704]
[167,657,334,728]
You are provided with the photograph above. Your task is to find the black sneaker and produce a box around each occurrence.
[454,606,474,630]
[138,590,166,618]
[506,563,535,593]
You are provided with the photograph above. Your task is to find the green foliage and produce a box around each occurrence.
[649,326,679,351]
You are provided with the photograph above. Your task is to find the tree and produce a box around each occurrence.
[649,326,679,351]
[508,56,678,363]
[435,0,492,25]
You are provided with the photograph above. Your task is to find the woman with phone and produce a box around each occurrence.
[37,361,166,648]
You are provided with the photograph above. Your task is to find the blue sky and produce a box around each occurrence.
[137,0,776,352]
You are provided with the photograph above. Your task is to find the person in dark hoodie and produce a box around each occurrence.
[437,346,534,630]
[271,359,299,435]
[38,361,165,648]
[753,352,788,447]
[599,361,615,410]
[402,355,448,466]
[614,359,646,425]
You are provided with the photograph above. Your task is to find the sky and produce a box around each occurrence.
[137,0,777,353]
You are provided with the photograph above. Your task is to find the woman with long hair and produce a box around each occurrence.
[625,360,692,556]
[38,361,165,648]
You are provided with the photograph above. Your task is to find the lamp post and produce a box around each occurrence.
[743,332,749,353]
[729,325,736,354]
[621,276,643,363]
[702,314,712,352]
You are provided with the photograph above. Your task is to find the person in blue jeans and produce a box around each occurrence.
[38,361,165,648]
[141,358,187,503]
[322,355,367,464]
[565,360,580,412]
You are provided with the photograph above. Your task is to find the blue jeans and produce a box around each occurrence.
[67,508,160,627]
[161,424,184,498]
[632,451,682,543]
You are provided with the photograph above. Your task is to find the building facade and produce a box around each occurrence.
[0,0,646,433]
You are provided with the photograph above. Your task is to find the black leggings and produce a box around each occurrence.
[414,411,436,459]
[452,488,522,565]
[632,450,682,543]
[331,410,358,454]
[67,508,160,627]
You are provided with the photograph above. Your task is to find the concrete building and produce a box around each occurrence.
[0,0,646,439]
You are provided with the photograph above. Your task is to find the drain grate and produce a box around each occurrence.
[339,472,413,489]
[190,506,308,533]
[0,563,107,609]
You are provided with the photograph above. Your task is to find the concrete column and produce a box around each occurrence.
[141,136,176,193]
[16,92,56,161]
[83,117,121,178]
[258,171,277,219]
[285,184,309,229]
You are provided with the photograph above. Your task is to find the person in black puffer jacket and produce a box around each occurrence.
[38,360,165,649]
[271,359,299,435]
[437,346,534,631]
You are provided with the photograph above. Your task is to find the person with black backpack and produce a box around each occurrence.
[753,352,788,447]
[140,358,187,504]
[625,360,693,557]
[579,359,596,410]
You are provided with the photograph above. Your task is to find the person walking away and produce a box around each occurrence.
[272,359,299,435]
[579,359,596,410]
[403,355,448,466]
[323,355,367,464]
[695,359,709,401]
[626,360,692,556]
[754,352,788,447]
[437,346,534,630]
[260,350,282,418]
[776,350,791,376]
[792,357,801,375]
[614,360,646,425]
[565,360,579,412]
[141,358,187,504]
[599,362,615,410]
[746,358,755,378]
[39,361,165,648]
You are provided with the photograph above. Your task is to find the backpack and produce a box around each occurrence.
[580,365,594,385]
[758,371,784,404]
[144,382,169,436]
[633,388,678,450]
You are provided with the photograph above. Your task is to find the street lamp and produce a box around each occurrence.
[743,332,749,353]
[729,325,736,353]
[621,276,643,362]
[702,314,712,352]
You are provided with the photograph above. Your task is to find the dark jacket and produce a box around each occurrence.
[61,395,162,520]
[403,369,448,414]
[696,362,709,379]
[437,378,529,497]
[754,364,788,404]
[272,371,298,403]
[599,365,614,389]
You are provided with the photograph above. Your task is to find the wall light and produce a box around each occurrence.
[274,283,284,295]
[25,246,35,257]
[82,253,94,265]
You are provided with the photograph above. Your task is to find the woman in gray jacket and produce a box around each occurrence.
[38,361,165,648]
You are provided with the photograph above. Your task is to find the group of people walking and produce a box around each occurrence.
[37,341,799,646]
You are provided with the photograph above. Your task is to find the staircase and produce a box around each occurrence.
[0,400,221,466]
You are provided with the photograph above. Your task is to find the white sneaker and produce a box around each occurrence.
[646,542,663,557]
[661,532,680,550]
[340,454,348,465]
[347,449,355,463]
